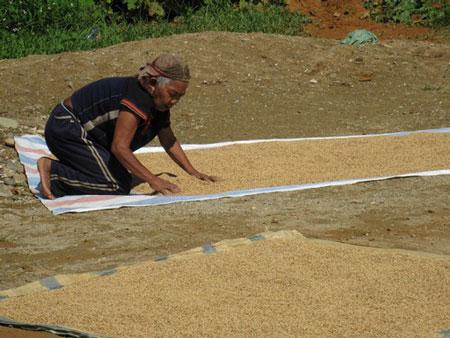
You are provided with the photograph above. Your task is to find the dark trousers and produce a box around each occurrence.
[44,103,132,197]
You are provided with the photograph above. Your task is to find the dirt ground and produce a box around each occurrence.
[290,0,450,41]
[0,11,450,292]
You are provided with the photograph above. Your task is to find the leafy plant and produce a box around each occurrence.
[99,0,291,20]
[0,0,107,33]
[99,0,203,20]
[364,0,450,27]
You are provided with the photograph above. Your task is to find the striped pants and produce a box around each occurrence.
[44,103,132,197]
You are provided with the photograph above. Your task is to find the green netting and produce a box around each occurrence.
[341,29,379,45]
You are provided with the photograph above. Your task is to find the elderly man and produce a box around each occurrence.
[38,53,217,199]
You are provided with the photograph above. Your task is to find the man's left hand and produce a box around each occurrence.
[190,170,221,182]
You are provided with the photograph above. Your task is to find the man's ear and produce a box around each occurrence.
[143,77,157,94]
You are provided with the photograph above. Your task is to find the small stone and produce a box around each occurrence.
[0,117,18,129]
[360,11,369,19]
[4,137,14,147]
[16,165,24,174]
[3,177,16,186]
[6,160,17,171]
[0,184,13,198]
[13,174,26,187]
[309,79,318,84]
[3,168,15,177]
[359,73,373,82]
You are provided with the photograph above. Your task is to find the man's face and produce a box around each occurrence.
[152,80,188,111]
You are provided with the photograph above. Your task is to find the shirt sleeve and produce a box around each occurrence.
[120,78,153,124]
[156,111,171,129]
[120,98,149,123]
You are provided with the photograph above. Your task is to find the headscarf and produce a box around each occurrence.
[138,53,190,82]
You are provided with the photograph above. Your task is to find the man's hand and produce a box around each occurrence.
[112,111,181,196]
[158,128,221,184]
[190,170,221,182]
[148,176,181,195]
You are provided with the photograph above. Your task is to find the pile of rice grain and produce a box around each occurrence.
[0,232,448,337]
[135,132,450,195]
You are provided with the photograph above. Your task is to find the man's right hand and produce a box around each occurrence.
[112,111,181,196]
[148,176,181,195]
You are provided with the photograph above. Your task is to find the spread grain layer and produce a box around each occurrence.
[135,132,450,195]
[0,234,448,337]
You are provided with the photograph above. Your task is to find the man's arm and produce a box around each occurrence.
[111,111,180,195]
[158,127,219,182]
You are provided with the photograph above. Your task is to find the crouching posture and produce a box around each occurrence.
[38,53,218,199]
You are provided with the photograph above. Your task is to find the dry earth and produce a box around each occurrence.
[0,31,450,291]
[290,0,450,41]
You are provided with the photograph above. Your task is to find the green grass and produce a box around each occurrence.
[182,1,307,35]
[1,1,309,59]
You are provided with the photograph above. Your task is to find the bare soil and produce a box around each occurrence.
[290,0,450,41]
[0,327,58,338]
[0,30,449,291]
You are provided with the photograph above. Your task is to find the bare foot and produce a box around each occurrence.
[37,157,55,199]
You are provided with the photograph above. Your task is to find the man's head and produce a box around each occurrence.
[138,53,190,111]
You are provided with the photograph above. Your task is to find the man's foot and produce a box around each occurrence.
[37,157,55,199]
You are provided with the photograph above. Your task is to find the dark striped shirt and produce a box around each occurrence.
[71,77,170,150]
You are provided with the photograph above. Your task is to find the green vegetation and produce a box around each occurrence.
[364,0,450,27]
[1,0,308,59]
